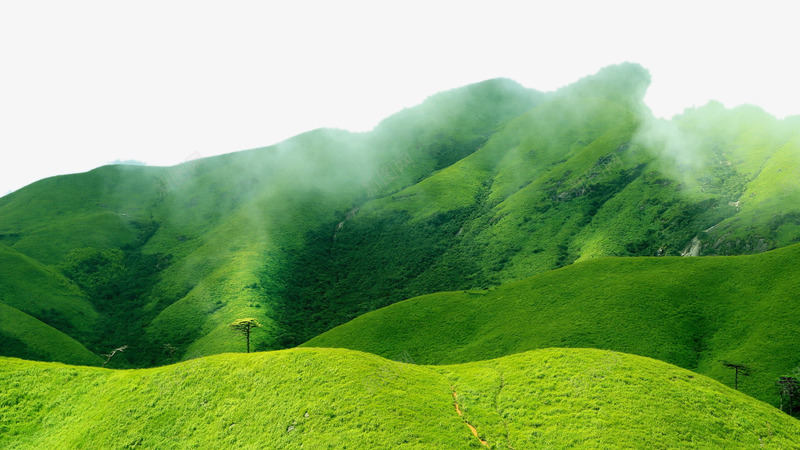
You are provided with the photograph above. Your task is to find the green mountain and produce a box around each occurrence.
[0,78,543,365]
[0,63,798,368]
[272,67,800,346]
[3,62,800,446]
[305,243,800,406]
[3,347,799,448]
[0,244,100,365]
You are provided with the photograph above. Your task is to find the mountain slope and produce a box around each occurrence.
[305,243,800,406]
[0,243,101,365]
[2,347,798,448]
[0,77,540,366]
[0,303,101,366]
[0,243,96,336]
[1,63,799,365]
[277,71,800,345]
[0,164,166,264]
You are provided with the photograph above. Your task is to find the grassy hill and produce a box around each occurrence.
[305,243,800,406]
[273,66,800,346]
[2,63,800,446]
[1,63,799,366]
[0,243,96,336]
[0,303,101,366]
[0,243,101,365]
[2,347,798,448]
[0,77,540,366]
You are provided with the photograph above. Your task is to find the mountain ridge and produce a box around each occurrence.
[0,62,798,368]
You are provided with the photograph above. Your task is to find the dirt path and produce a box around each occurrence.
[451,386,488,447]
[333,207,359,240]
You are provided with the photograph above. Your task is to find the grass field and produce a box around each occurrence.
[2,347,798,448]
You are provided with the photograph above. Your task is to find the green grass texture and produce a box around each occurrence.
[2,347,798,448]
[306,243,800,406]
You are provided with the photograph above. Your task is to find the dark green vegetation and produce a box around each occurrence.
[3,347,800,448]
[0,244,100,366]
[305,243,800,406]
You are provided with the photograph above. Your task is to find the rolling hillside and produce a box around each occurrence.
[270,66,800,346]
[2,347,799,448]
[0,303,100,366]
[0,63,798,366]
[305,243,800,406]
[0,244,100,365]
[3,61,800,448]
[0,77,543,365]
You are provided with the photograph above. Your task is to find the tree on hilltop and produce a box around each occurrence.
[720,361,750,390]
[230,318,261,353]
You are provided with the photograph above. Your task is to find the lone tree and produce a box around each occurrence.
[163,343,178,364]
[777,376,800,416]
[720,361,750,390]
[102,345,128,367]
[230,318,261,353]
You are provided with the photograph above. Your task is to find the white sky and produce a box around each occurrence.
[1,0,798,196]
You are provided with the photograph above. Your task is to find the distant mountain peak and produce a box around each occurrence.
[556,62,652,106]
